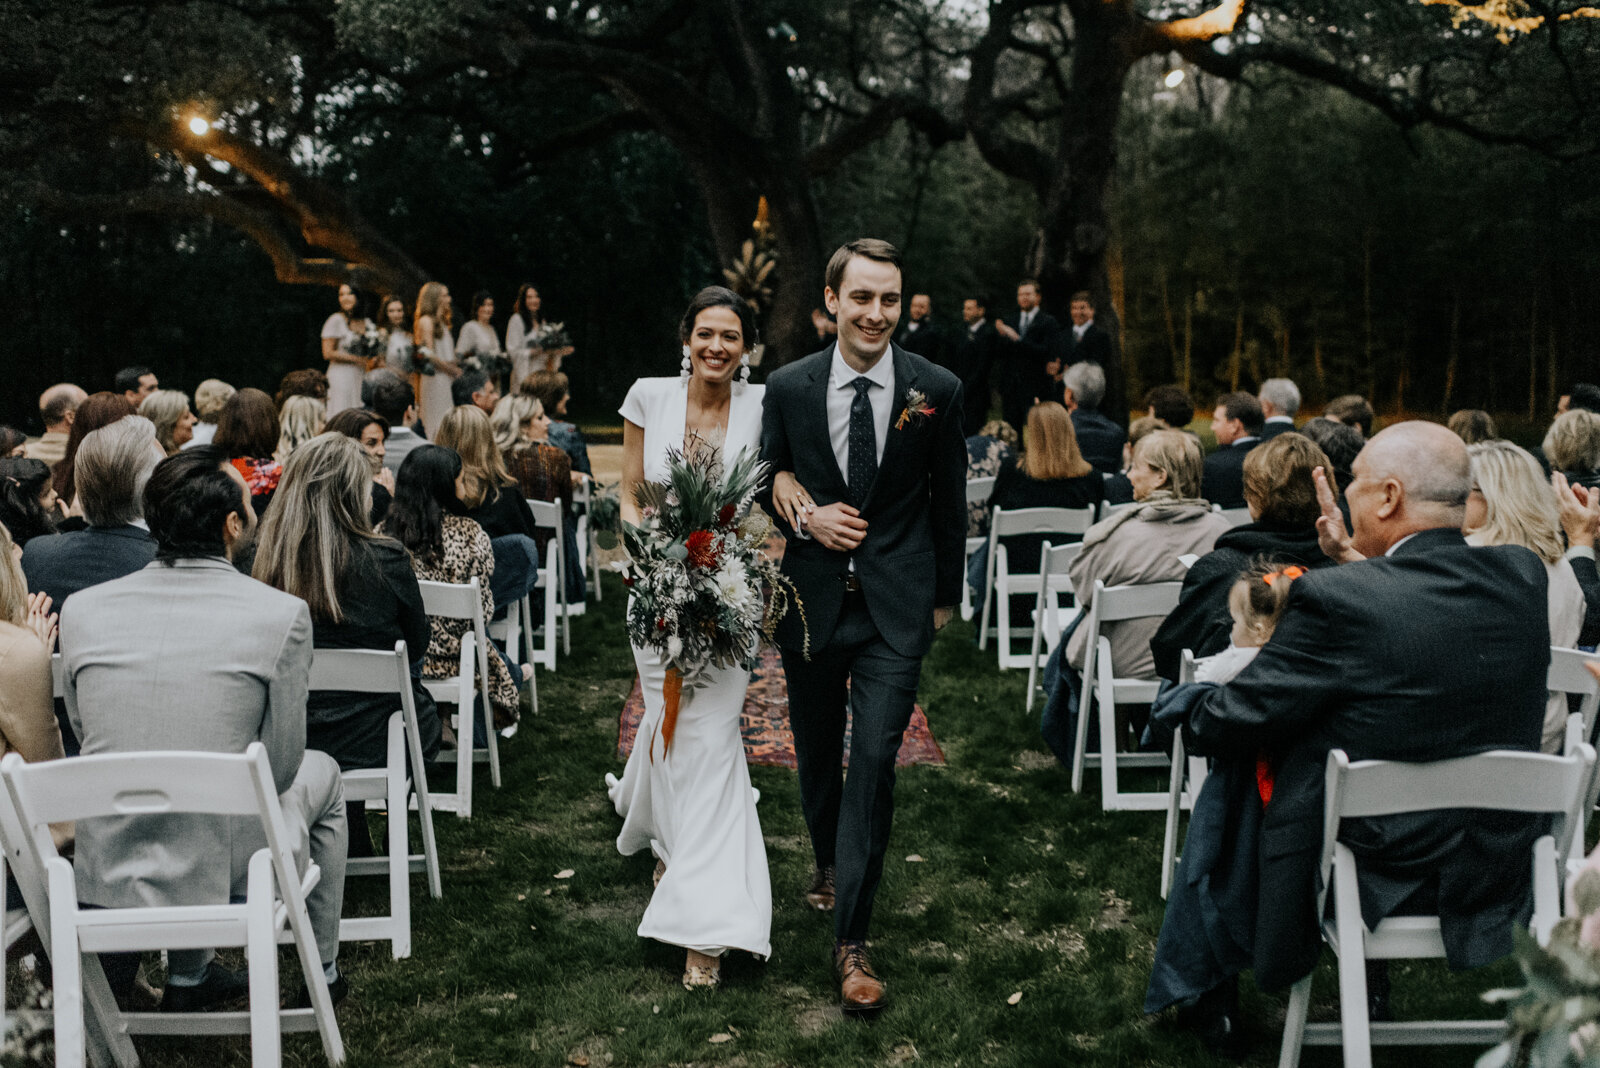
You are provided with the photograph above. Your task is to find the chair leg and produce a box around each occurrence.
[416,778,443,901]
[1277,976,1312,1068]
[387,764,411,960]
[1332,851,1374,1068]
[48,861,87,1068]
[1070,642,1096,795]
[245,854,283,1068]
[1097,646,1120,810]
[1161,735,1186,900]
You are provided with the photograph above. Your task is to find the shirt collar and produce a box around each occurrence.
[829,343,895,393]
[1385,532,1420,557]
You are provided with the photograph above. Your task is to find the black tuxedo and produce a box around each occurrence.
[950,321,996,435]
[1065,320,1124,425]
[998,309,1063,432]
[1070,408,1127,475]
[1181,529,1549,990]
[760,343,966,940]
[1200,438,1260,509]
[893,317,944,364]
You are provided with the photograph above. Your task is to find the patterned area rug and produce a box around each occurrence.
[617,647,946,769]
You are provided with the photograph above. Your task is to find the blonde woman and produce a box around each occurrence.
[1464,440,1585,752]
[188,379,234,448]
[276,394,327,465]
[1544,409,1600,491]
[435,405,539,545]
[138,389,197,455]
[253,433,438,774]
[413,282,461,437]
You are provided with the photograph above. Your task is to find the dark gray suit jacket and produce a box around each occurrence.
[21,525,156,609]
[760,344,967,658]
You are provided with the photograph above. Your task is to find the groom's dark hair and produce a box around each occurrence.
[825,238,902,294]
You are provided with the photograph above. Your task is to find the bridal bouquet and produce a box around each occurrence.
[530,321,573,353]
[615,445,802,755]
[410,345,437,376]
[347,324,384,369]
[462,349,512,381]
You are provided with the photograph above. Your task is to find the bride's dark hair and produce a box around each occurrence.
[679,286,759,348]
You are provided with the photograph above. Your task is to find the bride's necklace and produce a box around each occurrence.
[684,379,731,455]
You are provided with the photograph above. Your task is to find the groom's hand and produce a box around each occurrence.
[807,503,867,552]
[934,606,954,631]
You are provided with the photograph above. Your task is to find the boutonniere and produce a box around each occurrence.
[895,387,936,430]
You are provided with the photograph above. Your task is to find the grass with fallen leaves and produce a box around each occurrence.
[83,571,1510,1067]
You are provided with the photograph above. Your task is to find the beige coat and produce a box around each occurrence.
[1065,498,1232,680]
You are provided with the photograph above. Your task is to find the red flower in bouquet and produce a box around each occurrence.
[685,530,721,570]
[718,504,737,528]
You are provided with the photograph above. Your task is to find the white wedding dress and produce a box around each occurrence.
[606,376,771,959]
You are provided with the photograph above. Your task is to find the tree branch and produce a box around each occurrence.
[805,95,963,176]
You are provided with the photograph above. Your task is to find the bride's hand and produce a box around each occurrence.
[771,471,815,530]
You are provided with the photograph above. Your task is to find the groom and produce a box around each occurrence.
[760,239,966,1015]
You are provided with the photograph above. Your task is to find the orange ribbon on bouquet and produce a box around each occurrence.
[653,667,683,763]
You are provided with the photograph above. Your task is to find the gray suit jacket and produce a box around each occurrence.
[383,427,426,476]
[60,557,312,910]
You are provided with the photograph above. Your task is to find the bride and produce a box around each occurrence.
[606,286,771,989]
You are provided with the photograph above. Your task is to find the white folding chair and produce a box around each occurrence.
[1214,505,1252,527]
[1069,578,1184,810]
[1277,745,1593,1068]
[2,744,346,1068]
[1160,650,1209,899]
[960,476,997,623]
[1552,647,1600,866]
[418,578,502,819]
[528,498,571,660]
[978,505,1096,669]
[1023,540,1085,713]
[1098,499,1137,522]
[309,642,442,959]
[573,478,601,602]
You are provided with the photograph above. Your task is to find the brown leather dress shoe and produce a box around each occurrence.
[834,940,887,1017]
[805,865,835,911]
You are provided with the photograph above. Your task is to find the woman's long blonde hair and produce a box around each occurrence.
[436,405,514,508]
[1018,402,1092,480]
[276,395,326,464]
[252,433,376,622]
[414,282,451,341]
[0,522,27,626]
[490,394,543,453]
[1465,440,1565,564]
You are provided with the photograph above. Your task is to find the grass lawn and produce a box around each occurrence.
[119,571,1513,1067]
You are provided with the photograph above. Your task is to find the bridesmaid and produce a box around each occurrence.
[504,283,540,391]
[413,282,461,438]
[379,294,414,379]
[457,292,506,387]
[321,283,369,417]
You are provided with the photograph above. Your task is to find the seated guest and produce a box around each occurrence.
[22,417,162,607]
[385,446,525,730]
[325,408,396,526]
[276,394,327,465]
[1103,416,1166,505]
[59,447,348,1009]
[252,433,440,778]
[1039,431,1229,765]
[436,405,548,610]
[1201,392,1264,510]
[0,519,66,766]
[114,366,158,410]
[1447,408,1497,445]
[1554,473,1600,647]
[0,429,24,458]
[275,368,330,409]
[0,458,60,546]
[520,370,592,480]
[1298,416,1361,496]
[26,384,86,469]
[965,419,1017,537]
[1560,382,1600,416]
[1544,408,1600,491]
[52,392,135,511]
[1464,440,1584,752]
[1150,422,1549,1046]
[214,387,284,516]
[492,394,574,579]
[1151,434,1337,681]
[1144,384,1196,433]
[138,389,196,455]
[1256,378,1300,440]
[980,401,1104,585]
[451,368,500,415]
[1061,362,1126,475]
[1321,392,1374,439]
[187,378,234,449]
[364,370,425,475]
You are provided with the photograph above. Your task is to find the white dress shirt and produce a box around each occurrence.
[826,343,895,475]
[1073,319,1092,340]
[1019,309,1035,335]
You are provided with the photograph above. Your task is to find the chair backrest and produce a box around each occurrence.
[572,479,592,506]
[51,653,63,701]
[1550,647,1600,732]
[991,505,1096,539]
[2,746,273,828]
[1217,507,1252,527]
[1098,500,1136,522]
[527,498,562,531]
[1090,579,1184,624]
[966,476,996,508]
[308,642,413,696]
[1038,541,1086,635]
[418,576,483,622]
[1319,745,1596,897]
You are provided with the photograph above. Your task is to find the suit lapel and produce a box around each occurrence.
[862,346,917,513]
[802,352,850,497]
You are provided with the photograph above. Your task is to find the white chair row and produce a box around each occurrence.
[419,578,503,820]
[976,505,1094,669]
[491,499,569,677]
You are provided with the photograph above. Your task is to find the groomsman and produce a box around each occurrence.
[951,297,997,435]
[994,280,1062,432]
[893,293,945,364]
[761,239,966,1017]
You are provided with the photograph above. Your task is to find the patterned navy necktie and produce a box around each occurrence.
[847,376,878,508]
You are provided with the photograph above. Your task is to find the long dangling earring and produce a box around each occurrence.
[681,344,692,382]
[734,350,752,394]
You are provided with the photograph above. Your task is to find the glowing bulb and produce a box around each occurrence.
[187,116,211,136]
[1164,68,1185,89]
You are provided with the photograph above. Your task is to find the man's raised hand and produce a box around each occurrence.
[1313,466,1363,564]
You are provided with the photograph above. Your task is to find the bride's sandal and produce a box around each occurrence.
[682,950,720,991]
[652,859,666,888]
